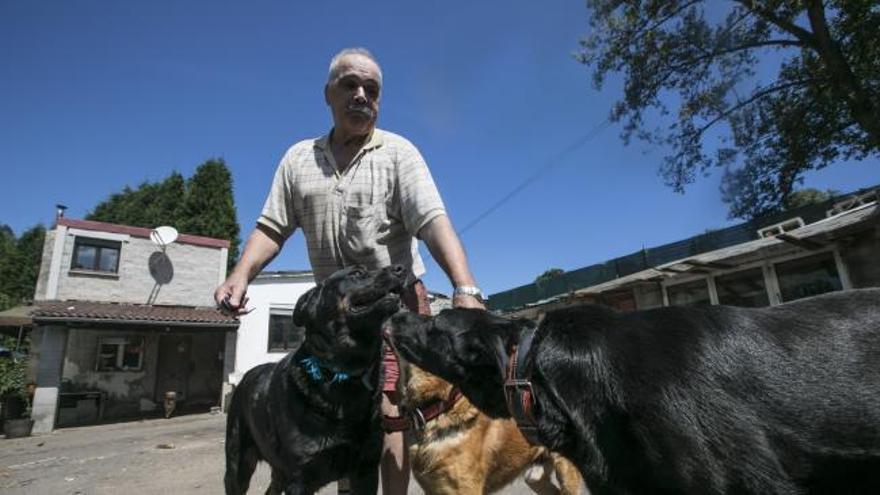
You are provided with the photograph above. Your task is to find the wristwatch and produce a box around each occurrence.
[453,285,484,300]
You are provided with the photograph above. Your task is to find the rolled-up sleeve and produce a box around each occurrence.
[395,139,446,236]
[257,148,299,239]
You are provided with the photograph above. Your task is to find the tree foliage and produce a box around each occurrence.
[0,225,46,311]
[578,0,879,219]
[535,268,565,285]
[179,160,241,268]
[87,159,241,271]
[783,187,839,210]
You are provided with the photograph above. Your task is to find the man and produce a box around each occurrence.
[214,47,484,494]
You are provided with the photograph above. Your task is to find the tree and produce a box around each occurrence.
[180,159,241,271]
[0,224,45,311]
[578,0,879,219]
[87,160,240,271]
[88,173,186,228]
[535,268,565,286]
[783,187,839,210]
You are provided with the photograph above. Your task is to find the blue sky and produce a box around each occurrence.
[2,1,877,296]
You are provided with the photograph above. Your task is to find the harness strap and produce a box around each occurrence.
[382,387,463,432]
[504,323,541,445]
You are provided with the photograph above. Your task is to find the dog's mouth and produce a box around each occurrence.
[347,287,402,315]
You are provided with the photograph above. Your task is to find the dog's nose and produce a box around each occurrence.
[390,264,406,278]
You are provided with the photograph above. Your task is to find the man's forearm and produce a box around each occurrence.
[232,224,285,282]
[418,214,476,289]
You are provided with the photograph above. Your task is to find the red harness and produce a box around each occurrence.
[504,323,541,445]
[382,387,463,432]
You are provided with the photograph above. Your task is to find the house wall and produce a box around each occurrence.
[34,226,226,306]
[230,274,315,384]
[61,329,161,420]
[59,328,226,422]
[34,230,55,300]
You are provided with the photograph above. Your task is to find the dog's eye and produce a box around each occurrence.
[352,268,366,278]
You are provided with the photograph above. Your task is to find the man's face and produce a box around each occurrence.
[325,54,381,140]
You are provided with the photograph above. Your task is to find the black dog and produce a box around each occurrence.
[386,289,880,494]
[225,264,406,495]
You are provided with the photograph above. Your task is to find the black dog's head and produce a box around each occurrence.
[385,308,527,418]
[293,264,406,371]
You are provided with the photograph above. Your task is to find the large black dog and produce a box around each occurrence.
[225,265,406,495]
[386,289,880,494]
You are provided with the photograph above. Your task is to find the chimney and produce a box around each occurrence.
[55,204,68,220]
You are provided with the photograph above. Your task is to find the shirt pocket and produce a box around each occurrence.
[341,203,390,265]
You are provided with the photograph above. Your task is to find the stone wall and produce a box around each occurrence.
[35,228,225,306]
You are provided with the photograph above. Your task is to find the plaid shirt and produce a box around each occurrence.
[258,128,446,282]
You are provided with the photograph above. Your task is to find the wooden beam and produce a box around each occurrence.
[776,233,826,251]
[657,265,710,274]
[682,259,736,270]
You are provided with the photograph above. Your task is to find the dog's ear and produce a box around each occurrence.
[293,286,319,327]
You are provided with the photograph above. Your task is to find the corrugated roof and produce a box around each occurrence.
[31,301,239,328]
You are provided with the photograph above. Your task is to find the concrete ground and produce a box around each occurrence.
[0,412,543,494]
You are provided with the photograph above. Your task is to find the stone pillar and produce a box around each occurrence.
[31,325,69,434]
[220,330,237,412]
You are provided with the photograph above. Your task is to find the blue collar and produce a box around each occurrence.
[299,356,350,385]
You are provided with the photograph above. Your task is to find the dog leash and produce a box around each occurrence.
[382,387,463,432]
[504,322,541,445]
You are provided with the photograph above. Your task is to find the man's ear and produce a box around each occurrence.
[293,286,319,327]
[324,84,330,105]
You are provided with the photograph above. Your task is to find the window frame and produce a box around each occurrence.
[71,236,122,274]
[267,306,305,353]
[771,250,846,303]
[660,245,851,308]
[96,337,145,372]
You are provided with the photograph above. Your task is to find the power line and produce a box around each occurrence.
[458,118,612,236]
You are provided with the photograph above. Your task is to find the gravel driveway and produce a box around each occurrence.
[0,412,541,494]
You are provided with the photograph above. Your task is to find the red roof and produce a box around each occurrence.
[32,301,239,328]
[57,218,230,249]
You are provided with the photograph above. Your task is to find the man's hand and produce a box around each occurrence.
[214,225,285,316]
[214,273,252,315]
[453,293,485,309]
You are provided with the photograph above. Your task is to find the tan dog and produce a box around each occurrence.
[393,362,583,495]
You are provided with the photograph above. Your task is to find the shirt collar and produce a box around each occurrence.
[314,128,384,152]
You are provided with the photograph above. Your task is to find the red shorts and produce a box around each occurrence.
[383,279,431,395]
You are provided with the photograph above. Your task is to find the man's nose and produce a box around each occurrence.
[353,86,367,103]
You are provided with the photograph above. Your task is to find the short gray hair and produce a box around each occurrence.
[327,47,383,86]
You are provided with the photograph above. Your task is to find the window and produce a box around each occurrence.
[775,252,842,302]
[666,279,711,307]
[72,237,121,273]
[96,337,144,371]
[268,308,305,353]
[758,217,805,238]
[716,267,770,307]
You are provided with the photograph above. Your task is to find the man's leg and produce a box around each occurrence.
[379,279,430,495]
[380,390,410,495]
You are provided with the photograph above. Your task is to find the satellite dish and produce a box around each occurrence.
[150,226,179,249]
